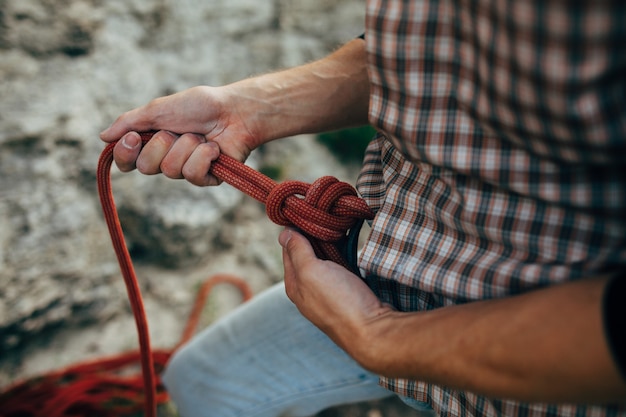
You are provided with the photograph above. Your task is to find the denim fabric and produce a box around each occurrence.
[162,282,394,417]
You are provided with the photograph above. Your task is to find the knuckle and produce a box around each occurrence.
[136,158,159,175]
[113,146,137,172]
[160,163,180,179]
[114,111,131,128]
[286,237,302,254]
[153,131,176,147]
[179,133,204,147]
[183,169,209,186]
[144,98,161,114]
[115,162,135,172]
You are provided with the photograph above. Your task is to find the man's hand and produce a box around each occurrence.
[99,38,370,188]
[100,86,258,186]
[279,229,626,405]
[279,228,394,358]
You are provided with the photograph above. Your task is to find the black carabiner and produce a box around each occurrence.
[343,218,365,277]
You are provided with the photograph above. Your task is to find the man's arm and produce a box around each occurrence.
[359,275,626,405]
[100,38,370,184]
[224,37,370,144]
[279,229,626,405]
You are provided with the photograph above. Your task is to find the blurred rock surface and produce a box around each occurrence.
[0,0,424,415]
[0,0,364,353]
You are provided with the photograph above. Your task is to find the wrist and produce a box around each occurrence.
[344,307,399,374]
[215,82,269,152]
[223,38,370,145]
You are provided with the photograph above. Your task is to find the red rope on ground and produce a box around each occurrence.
[0,132,373,417]
[0,273,252,417]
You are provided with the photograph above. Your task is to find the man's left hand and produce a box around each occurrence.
[278,228,394,356]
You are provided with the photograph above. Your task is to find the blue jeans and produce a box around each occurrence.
[162,282,435,417]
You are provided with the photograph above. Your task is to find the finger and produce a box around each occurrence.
[100,106,156,142]
[135,130,178,175]
[112,132,142,172]
[182,141,221,186]
[282,244,298,303]
[278,229,318,271]
[160,133,206,179]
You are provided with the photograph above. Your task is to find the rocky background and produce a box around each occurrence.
[0,0,422,415]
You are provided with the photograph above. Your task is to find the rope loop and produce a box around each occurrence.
[265,180,309,226]
[266,176,371,244]
[136,131,374,262]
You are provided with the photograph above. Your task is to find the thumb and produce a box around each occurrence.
[100,106,156,143]
[278,229,317,268]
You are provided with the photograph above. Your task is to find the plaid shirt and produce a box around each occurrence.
[356,1,626,416]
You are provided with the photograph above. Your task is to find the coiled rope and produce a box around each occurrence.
[0,274,252,417]
[0,132,373,417]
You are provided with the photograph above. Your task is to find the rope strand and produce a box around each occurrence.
[0,132,373,417]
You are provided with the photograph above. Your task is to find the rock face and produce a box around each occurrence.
[0,0,365,356]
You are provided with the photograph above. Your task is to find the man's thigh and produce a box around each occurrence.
[163,282,392,417]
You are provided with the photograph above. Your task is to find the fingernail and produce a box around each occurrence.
[121,134,140,149]
[279,229,293,248]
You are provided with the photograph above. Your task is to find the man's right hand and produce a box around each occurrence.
[99,37,370,187]
[99,85,260,186]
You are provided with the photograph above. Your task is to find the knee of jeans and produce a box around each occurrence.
[161,344,218,417]
[161,346,191,395]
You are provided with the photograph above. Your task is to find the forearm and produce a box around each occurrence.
[352,276,626,405]
[223,38,369,146]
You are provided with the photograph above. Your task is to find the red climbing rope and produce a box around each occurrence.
[0,132,373,417]
[195,133,374,270]
[0,274,252,417]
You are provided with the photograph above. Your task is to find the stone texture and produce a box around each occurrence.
[0,0,364,353]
